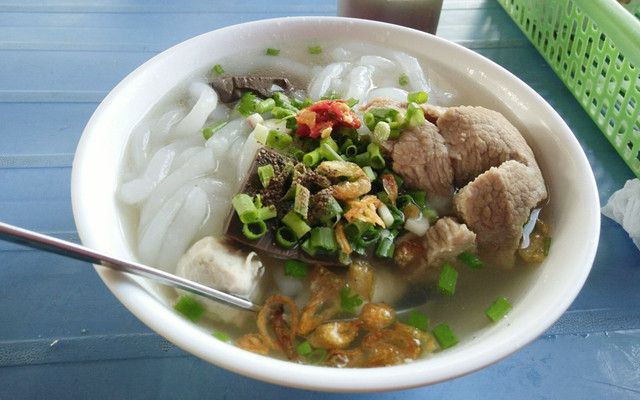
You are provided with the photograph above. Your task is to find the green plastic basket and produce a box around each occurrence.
[497,0,640,178]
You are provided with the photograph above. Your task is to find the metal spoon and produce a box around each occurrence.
[0,221,261,312]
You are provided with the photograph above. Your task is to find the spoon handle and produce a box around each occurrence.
[0,221,260,312]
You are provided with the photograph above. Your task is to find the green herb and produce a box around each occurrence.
[407,311,429,332]
[285,259,309,278]
[202,120,227,140]
[457,251,484,269]
[266,48,280,56]
[213,331,229,342]
[399,73,409,86]
[432,323,458,349]
[437,263,458,296]
[174,295,206,322]
[486,297,512,322]
[339,287,363,314]
[237,91,260,116]
[308,45,322,54]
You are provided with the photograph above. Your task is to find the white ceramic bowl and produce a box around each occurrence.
[71,17,600,392]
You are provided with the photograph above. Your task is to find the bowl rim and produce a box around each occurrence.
[71,16,600,392]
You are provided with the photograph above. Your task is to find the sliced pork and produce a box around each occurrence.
[453,160,548,268]
[396,217,476,282]
[432,105,543,187]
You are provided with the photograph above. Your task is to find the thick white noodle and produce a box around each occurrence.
[393,53,431,94]
[155,187,209,271]
[308,62,346,100]
[137,184,193,266]
[345,65,373,105]
[138,147,215,232]
[170,82,218,139]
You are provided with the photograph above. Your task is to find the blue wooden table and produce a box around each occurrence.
[1,1,639,398]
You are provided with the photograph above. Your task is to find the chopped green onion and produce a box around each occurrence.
[303,148,323,167]
[353,152,371,167]
[285,259,308,278]
[373,121,391,142]
[251,123,269,145]
[293,184,310,220]
[266,48,280,55]
[202,120,228,140]
[255,98,276,114]
[276,226,298,247]
[363,112,377,131]
[406,102,426,127]
[407,91,428,104]
[257,205,277,220]
[296,340,313,355]
[437,263,458,296]
[339,287,363,314]
[212,64,225,75]
[343,219,373,239]
[301,237,316,256]
[319,142,344,161]
[486,297,512,322]
[375,229,395,258]
[399,73,409,86]
[321,135,339,151]
[321,90,342,100]
[422,207,439,224]
[257,164,275,188]
[282,210,311,239]
[213,331,229,341]
[232,193,258,223]
[406,190,427,207]
[432,323,459,349]
[362,165,377,182]
[266,129,293,150]
[457,251,484,269]
[309,226,338,253]
[174,295,205,322]
[338,251,351,265]
[306,348,328,365]
[367,142,385,170]
[355,226,381,247]
[253,193,263,208]
[346,97,359,108]
[407,311,429,332]
[340,139,358,158]
[308,45,322,54]
[271,106,297,119]
[544,237,552,256]
[243,220,267,239]
[315,195,343,224]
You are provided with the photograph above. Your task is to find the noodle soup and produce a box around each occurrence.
[116,39,549,366]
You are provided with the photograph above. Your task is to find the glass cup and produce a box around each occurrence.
[337,0,444,35]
